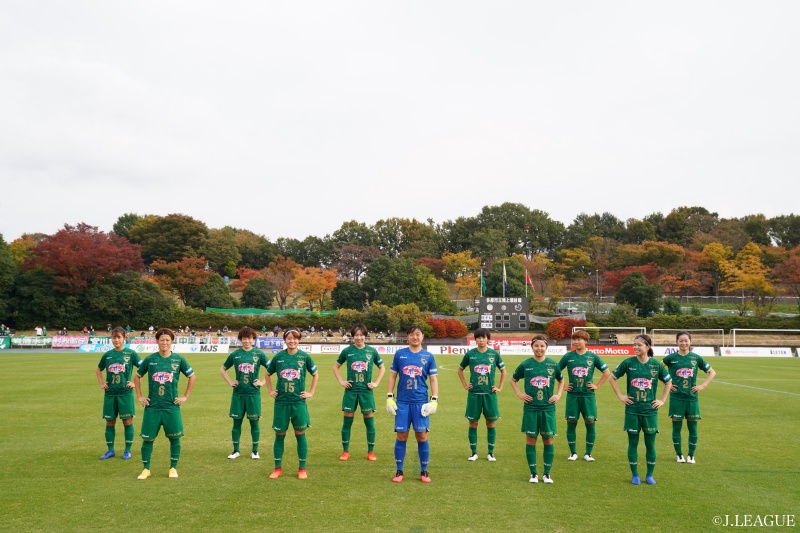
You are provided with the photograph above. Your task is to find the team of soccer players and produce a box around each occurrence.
[96,325,714,484]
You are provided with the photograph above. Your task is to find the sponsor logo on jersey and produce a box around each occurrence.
[238,363,255,373]
[402,365,423,377]
[351,361,368,372]
[631,378,652,390]
[152,371,174,384]
[675,368,694,379]
[474,364,491,375]
[280,369,301,380]
[572,367,588,377]
[530,376,550,388]
[108,363,126,373]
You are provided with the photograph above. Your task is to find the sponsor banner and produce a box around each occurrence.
[468,338,534,349]
[585,345,636,356]
[256,337,285,350]
[129,337,158,345]
[123,344,231,355]
[79,344,110,353]
[10,336,53,347]
[653,346,716,357]
[52,336,89,348]
[429,345,472,356]
[720,347,794,358]
[87,336,112,345]
[500,346,568,356]
[0,337,10,349]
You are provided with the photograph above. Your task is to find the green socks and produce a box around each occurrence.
[585,424,596,455]
[566,422,577,454]
[644,432,656,476]
[274,433,286,468]
[672,420,683,455]
[341,416,354,452]
[627,432,639,476]
[105,425,115,451]
[364,417,376,452]
[250,420,260,453]
[296,433,308,469]
[468,427,478,455]
[123,423,134,452]
[526,444,537,475]
[543,444,554,475]
[232,418,243,453]
[141,440,154,469]
[687,421,698,456]
[487,427,496,454]
[169,438,180,468]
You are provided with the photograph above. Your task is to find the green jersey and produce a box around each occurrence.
[459,348,504,394]
[336,345,383,393]
[558,350,608,397]
[137,352,194,411]
[223,348,270,396]
[98,348,141,397]
[612,356,671,415]
[268,349,317,405]
[512,357,563,412]
[662,351,712,401]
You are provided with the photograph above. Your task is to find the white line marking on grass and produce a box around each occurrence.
[715,380,800,397]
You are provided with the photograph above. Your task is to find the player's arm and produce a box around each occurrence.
[219,365,237,388]
[369,363,386,390]
[134,373,149,407]
[301,372,319,399]
[590,369,611,390]
[387,370,398,396]
[429,374,439,399]
[332,362,350,388]
[694,366,716,393]
[96,367,108,390]
[608,375,632,405]
[493,367,506,392]
[265,370,277,397]
[176,373,196,405]
[457,366,471,390]
[509,377,531,403]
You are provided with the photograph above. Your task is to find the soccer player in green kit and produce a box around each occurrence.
[96,327,141,460]
[333,324,385,461]
[662,331,716,464]
[608,333,671,485]
[509,335,564,484]
[134,328,196,479]
[219,326,270,460]
[265,328,319,480]
[457,328,506,461]
[558,329,610,462]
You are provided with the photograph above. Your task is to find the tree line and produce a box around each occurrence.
[2,204,800,329]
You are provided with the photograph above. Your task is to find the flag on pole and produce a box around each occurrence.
[502,262,508,297]
[525,269,535,295]
[480,270,486,296]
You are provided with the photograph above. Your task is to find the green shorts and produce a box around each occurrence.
[521,410,557,438]
[140,409,184,440]
[341,390,376,414]
[272,403,311,432]
[624,412,658,434]
[669,398,701,421]
[565,394,597,423]
[229,394,262,420]
[103,393,136,420]
[465,393,500,422]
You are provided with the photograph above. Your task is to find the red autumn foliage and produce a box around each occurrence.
[545,317,587,341]
[425,318,468,338]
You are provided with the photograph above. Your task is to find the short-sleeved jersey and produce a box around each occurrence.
[137,352,194,411]
[223,348,270,396]
[459,348,504,395]
[98,348,141,397]
[662,351,712,401]
[612,357,671,415]
[391,348,437,404]
[558,350,608,397]
[336,345,384,393]
[512,357,563,412]
[267,349,317,405]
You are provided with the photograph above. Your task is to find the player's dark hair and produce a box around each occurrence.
[110,326,127,337]
[571,329,589,342]
[675,331,692,342]
[283,328,302,340]
[406,324,424,336]
[635,334,654,357]
[474,328,491,340]
[351,323,368,337]
[156,328,175,341]
[531,334,549,346]
[238,326,257,341]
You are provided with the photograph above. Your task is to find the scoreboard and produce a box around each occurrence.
[478,297,530,331]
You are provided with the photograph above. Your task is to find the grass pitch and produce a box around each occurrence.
[0,351,798,532]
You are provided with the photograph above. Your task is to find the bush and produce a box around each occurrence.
[584,322,600,339]
[445,319,468,338]
[545,317,588,341]
[662,297,682,315]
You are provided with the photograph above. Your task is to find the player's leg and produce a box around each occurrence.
[341,413,355,458]
[411,404,431,482]
[231,418,244,457]
[292,404,311,479]
[582,396,597,460]
[270,405,289,478]
[100,396,118,459]
[247,396,263,458]
[541,411,556,483]
[363,410,377,460]
[643,414,658,484]
[686,401,701,462]
[138,410,159,479]
[526,435,538,482]
[393,403,411,481]
[565,394,579,459]
[670,398,685,461]
[164,410,185,477]
[468,421,479,459]
[465,394,480,459]
[122,417,135,459]
[484,394,500,460]
[624,413,640,484]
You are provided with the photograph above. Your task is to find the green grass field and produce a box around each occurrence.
[1,351,798,532]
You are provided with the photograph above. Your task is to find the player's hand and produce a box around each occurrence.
[618,394,633,405]
[421,398,438,417]
[548,394,560,404]
[138,396,150,407]
[300,391,314,399]
[517,393,533,403]
[231,380,239,387]
[174,396,188,405]
[269,390,278,398]
[491,386,502,393]
[651,399,664,409]
[125,381,135,389]
[692,384,705,393]
[586,382,597,391]
[386,394,397,415]
[340,380,352,389]
[100,383,109,390]
[463,383,472,390]
[367,382,377,389]
[565,384,573,392]
[253,379,264,387]
[670,383,677,392]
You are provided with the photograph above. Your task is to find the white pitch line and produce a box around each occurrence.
[715,380,800,397]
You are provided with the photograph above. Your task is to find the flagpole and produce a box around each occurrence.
[525,269,528,298]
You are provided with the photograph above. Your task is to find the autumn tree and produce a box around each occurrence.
[441,250,481,282]
[774,249,800,314]
[720,242,777,317]
[331,244,381,281]
[293,267,338,311]
[24,223,143,294]
[263,255,301,310]
[414,257,447,280]
[150,256,212,305]
[701,242,733,297]
[8,234,42,265]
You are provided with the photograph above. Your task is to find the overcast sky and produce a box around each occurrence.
[1,1,798,243]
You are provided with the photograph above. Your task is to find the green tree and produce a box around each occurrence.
[415,265,456,314]
[330,220,378,248]
[241,277,276,309]
[769,214,800,249]
[0,235,18,322]
[331,279,367,311]
[128,214,209,264]
[185,274,237,310]
[204,228,242,275]
[233,229,276,270]
[614,271,662,317]
[85,272,175,326]
[485,259,526,297]
[112,213,143,239]
[564,212,626,249]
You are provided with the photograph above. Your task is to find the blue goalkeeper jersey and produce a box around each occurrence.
[391,347,437,404]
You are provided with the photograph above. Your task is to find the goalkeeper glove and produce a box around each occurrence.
[386,393,397,415]
[421,396,438,417]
